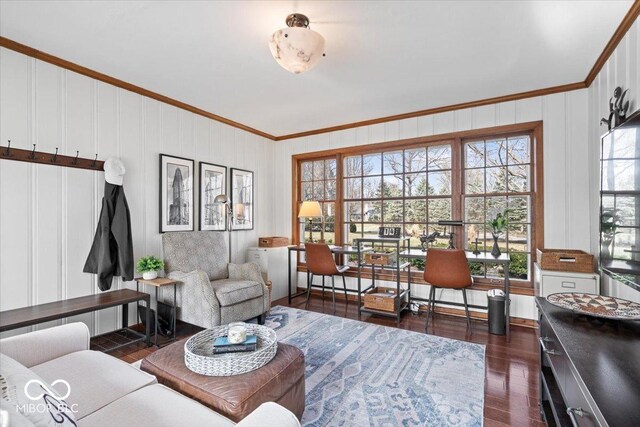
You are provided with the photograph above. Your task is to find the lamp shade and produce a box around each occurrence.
[298,201,322,218]
[269,14,325,74]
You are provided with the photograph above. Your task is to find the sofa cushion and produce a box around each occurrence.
[31,350,156,420]
[0,353,77,426]
[162,231,228,280]
[212,279,264,307]
[77,384,235,427]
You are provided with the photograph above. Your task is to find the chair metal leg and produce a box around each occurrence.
[462,288,472,334]
[331,275,336,314]
[425,285,435,331]
[305,272,313,310]
[322,276,326,300]
[342,274,348,304]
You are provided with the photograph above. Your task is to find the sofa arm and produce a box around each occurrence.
[235,402,301,427]
[228,262,265,285]
[0,322,90,367]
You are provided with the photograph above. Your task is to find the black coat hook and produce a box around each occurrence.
[51,147,59,163]
[30,144,36,159]
[3,140,11,157]
[72,150,79,165]
[92,154,98,168]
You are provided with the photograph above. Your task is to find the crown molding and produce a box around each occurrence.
[0,0,637,142]
[274,82,585,141]
[0,36,277,141]
[585,0,640,87]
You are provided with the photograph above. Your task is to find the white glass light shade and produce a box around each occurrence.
[269,27,325,74]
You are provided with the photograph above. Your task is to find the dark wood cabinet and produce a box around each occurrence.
[537,297,640,427]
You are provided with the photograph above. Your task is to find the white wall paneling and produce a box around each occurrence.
[0,47,274,337]
[588,18,640,303]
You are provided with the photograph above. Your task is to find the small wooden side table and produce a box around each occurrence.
[135,277,179,347]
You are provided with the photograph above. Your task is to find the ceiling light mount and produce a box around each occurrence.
[286,13,310,29]
[269,12,325,74]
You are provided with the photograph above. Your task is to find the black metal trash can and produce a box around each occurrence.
[487,289,506,335]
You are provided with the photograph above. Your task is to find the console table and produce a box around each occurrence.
[537,297,640,426]
[0,289,151,351]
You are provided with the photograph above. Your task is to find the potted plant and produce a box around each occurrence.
[488,209,511,257]
[136,255,164,280]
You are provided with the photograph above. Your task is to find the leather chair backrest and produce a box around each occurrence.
[423,248,473,289]
[305,243,339,276]
[162,231,228,280]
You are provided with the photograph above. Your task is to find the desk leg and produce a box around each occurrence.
[154,287,159,347]
[504,264,511,342]
[121,303,128,330]
[145,295,151,347]
[288,248,292,304]
[172,284,177,342]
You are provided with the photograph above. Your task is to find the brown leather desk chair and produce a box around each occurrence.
[304,243,349,313]
[423,248,473,333]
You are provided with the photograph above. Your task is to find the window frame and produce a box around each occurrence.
[291,121,544,291]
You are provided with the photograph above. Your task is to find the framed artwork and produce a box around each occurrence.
[159,154,194,233]
[199,162,227,231]
[230,168,254,230]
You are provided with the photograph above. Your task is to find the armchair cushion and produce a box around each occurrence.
[162,231,228,280]
[212,279,265,307]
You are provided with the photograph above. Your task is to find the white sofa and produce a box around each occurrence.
[0,323,300,427]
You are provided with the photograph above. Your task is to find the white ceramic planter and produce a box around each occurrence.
[142,271,158,280]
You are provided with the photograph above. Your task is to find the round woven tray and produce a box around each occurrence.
[184,324,277,376]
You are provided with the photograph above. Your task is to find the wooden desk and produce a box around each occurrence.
[287,244,371,303]
[401,249,512,341]
[288,244,512,341]
[0,289,151,349]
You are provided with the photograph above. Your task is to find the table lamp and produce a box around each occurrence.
[298,201,322,242]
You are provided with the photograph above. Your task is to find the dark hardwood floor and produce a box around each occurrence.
[95,295,544,427]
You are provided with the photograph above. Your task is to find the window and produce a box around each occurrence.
[343,144,453,249]
[293,123,541,287]
[299,158,337,243]
[463,135,533,280]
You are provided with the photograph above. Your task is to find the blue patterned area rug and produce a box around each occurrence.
[266,306,485,427]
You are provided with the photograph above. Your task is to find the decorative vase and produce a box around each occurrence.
[491,232,501,257]
[142,271,158,280]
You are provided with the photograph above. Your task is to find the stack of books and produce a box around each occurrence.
[213,335,257,354]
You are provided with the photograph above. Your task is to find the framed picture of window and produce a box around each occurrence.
[199,162,227,231]
[230,168,254,231]
[159,154,194,233]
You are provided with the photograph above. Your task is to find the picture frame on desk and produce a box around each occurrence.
[159,154,194,233]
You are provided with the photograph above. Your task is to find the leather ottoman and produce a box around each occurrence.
[140,337,305,422]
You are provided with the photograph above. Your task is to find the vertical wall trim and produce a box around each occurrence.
[91,79,98,334]
[29,57,36,319]
[59,64,66,309]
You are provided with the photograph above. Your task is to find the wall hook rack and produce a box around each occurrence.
[0,140,105,171]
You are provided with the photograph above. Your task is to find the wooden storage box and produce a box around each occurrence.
[364,252,397,266]
[536,249,594,273]
[363,287,398,312]
[258,236,289,247]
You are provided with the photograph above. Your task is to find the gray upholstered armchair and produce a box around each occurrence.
[161,231,270,328]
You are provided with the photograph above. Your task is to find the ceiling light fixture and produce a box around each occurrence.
[269,13,325,74]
